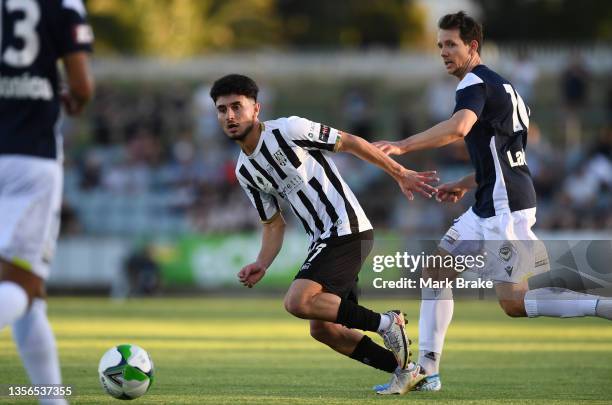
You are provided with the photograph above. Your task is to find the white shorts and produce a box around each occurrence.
[0,155,63,280]
[439,207,549,283]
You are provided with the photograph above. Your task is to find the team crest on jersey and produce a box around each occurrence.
[273,150,288,166]
[498,243,515,261]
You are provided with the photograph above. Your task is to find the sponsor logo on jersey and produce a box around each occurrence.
[74,24,94,44]
[273,149,288,166]
[507,149,527,167]
[308,122,316,139]
[0,74,53,100]
[319,125,331,142]
[278,175,304,199]
[254,175,275,194]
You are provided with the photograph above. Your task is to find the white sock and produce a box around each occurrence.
[418,287,453,375]
[595,299,612,320]
[12,299,67,405]
[524,287,598,318]
[0,281,28,330]
[418,350,441,376]
[377,313,392,333]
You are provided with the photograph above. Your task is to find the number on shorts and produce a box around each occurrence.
[306,243,327,263]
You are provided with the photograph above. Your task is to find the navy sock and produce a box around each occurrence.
[336,298,381,332]
[349,335,397,373]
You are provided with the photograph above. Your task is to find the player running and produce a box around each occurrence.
[373,11,612,394]
[0,1,94,404]
[210,74,438,390]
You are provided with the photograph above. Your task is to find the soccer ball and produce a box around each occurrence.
[98,344,154,400]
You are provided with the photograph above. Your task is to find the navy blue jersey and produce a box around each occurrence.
[453,65,537,218]
[0,0,93,159]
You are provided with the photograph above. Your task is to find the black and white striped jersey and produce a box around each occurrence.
[454,65,537,218]
[235,116,372,242]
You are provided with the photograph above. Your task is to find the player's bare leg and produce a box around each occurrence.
[284,279,411,371]
[309,320,364,355]
[283,279,342,321]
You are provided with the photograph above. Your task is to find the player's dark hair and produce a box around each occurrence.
[438,11,483,54]
[210,74,259,103]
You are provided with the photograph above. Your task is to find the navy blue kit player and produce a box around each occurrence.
[0,0,94,403]
[374,11,612,394]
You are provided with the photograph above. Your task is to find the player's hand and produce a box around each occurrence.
[436,182,468,203]
[237,262,267,288]
[373,141,403,156]
[60,89,84,116]
[396,170,439,200]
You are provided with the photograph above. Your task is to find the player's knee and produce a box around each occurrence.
[498,299,527,317]
[283,296,311,319]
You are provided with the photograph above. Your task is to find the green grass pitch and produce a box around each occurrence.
[1,297,611,404]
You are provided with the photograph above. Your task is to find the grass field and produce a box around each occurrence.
[1,296,611,404]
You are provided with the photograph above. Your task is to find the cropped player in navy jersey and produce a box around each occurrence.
[0,1,94,403]
[210,74,440,392]
[374,11,612,394]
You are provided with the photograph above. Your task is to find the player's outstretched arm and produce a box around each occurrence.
[61,52,95,116]
[238,213,286,288]
[435,173,476,203]
[337,132,439,201]
[374,109,477,156]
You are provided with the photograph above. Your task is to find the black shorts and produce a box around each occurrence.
[294,230,374,303]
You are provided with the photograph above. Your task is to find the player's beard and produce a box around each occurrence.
[454,52,475,79]
[228,120,255,142]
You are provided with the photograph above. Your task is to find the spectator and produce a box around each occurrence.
[561,54,590,145]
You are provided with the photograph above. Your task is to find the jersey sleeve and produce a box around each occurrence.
[237,171,281,224]
[453,75,486,118]
[284,116,341,152]
[56,0,94,56]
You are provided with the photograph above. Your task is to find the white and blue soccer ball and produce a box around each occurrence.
[98,344,154,400]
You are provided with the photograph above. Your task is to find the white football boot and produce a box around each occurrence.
[378,310,409,369]
[375,363,426,395]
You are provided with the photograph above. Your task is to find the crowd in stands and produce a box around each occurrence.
[60,59,611,237]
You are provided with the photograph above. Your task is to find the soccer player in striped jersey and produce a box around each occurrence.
[210,74,438,390]
[0,0,94,403]
[373,11,612,394]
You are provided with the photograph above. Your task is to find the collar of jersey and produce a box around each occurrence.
[245,121,267,158]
